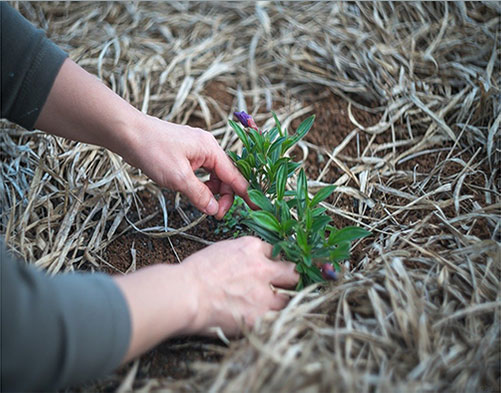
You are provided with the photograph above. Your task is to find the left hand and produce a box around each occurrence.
[122,114,250,219]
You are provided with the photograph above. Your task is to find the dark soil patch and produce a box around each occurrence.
[289,89,493,243]
[103,189,225,273]
[289,90,382,233]
[188,80,236,130]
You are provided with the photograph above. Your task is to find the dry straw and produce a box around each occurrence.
[1,2,500,392]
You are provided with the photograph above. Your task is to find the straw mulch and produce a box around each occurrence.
[1,2,500,392]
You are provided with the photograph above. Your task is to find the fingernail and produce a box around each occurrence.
[206,198,218,215]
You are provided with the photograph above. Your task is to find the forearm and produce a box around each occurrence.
[113,264,199,363]
[1,242,130,391]
[35,58,141,160]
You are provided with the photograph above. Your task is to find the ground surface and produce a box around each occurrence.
[2,3,498,393]
[78,86,493,391]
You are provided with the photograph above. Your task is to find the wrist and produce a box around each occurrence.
[114,262,201,362]
[165,263,201,336]
[106,107,146,167]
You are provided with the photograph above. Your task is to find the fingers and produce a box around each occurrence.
[269,292,290,311]
[261,242,273,258]
[216,183,234,219]
[269,261,299,289]
[200,136,249,199]
[205,174,234,220]
[179,170,219,216]
[213,151,249,197]
[205,175,221,195]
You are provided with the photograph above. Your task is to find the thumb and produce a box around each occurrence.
[179,171,219,216]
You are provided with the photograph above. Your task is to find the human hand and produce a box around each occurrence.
[114,236,298,362]
[181,236,299,336]
[34,59,249,219]
[123,114,250,219]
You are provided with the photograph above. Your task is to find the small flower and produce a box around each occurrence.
[247,117,258,131]
[234,111,259,131]
[320,263,338,281]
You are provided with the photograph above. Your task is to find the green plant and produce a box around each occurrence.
[215,196,250,237]
[229,111,371,289]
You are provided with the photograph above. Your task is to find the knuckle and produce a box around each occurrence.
[170,167,189,190]
[254,260,269,275]
[194,185,211,206]
[241,236,261,248]
[202,131,217,144]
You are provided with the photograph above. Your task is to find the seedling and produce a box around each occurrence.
[228,111,371,289]
[215,196,250,237]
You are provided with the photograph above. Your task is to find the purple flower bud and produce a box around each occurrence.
[320,263,338,281]
[234,111,252,127]
[234,111,259,131]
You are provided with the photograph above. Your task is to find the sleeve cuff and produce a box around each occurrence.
[11,39,68,130]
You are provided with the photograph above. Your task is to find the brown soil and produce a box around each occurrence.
[103,189,225,273]
[84,84,493,391]
[188,80,236,130]
[289,89,493,243]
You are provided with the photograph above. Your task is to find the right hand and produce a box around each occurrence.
[120,114,251,219]
[182,236,299,336]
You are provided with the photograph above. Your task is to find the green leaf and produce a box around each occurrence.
[263,138,271,154]
[302,254,313,267]
[272,242,284,259]
[247,153,256,168]
[328,226,371,246]
[276,163,287,200]
[305,208,313,231]
[311,207,327,216]
[256,152,267,166]
[287,162,301,177]
[269,136,286,159]
[267,126,279,142]
[310,185,336,207]
[311,216,332,233]
[311,247,331,259]
[296,275,304,291]
[248,189,274,213]
[304,264,324,282]
[235,159,252,180]
[272,111,283,137]
[248,128,264,152]
[229,120,251,151]
[330,242,350,262]
[281,242,302,261]
[249,211,281,233]
[279,200,291,222]
[281,115,315,154]
[297,169,308,200]
[271,157,291,175]
[309,231,323,247]
[281,219,296,234]
[227,151,239,163]
[296,228,308,252]
[286,197,297,209]
[244,220,281,244]
[295,115,315,139]
[296,169,308,215]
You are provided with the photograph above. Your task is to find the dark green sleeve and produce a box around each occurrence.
[0,240,131,391]
[0,3,68,129]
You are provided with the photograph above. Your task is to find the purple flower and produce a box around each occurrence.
[234,111,259,131]
[234,111,251,126]
[320,263,338,281]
